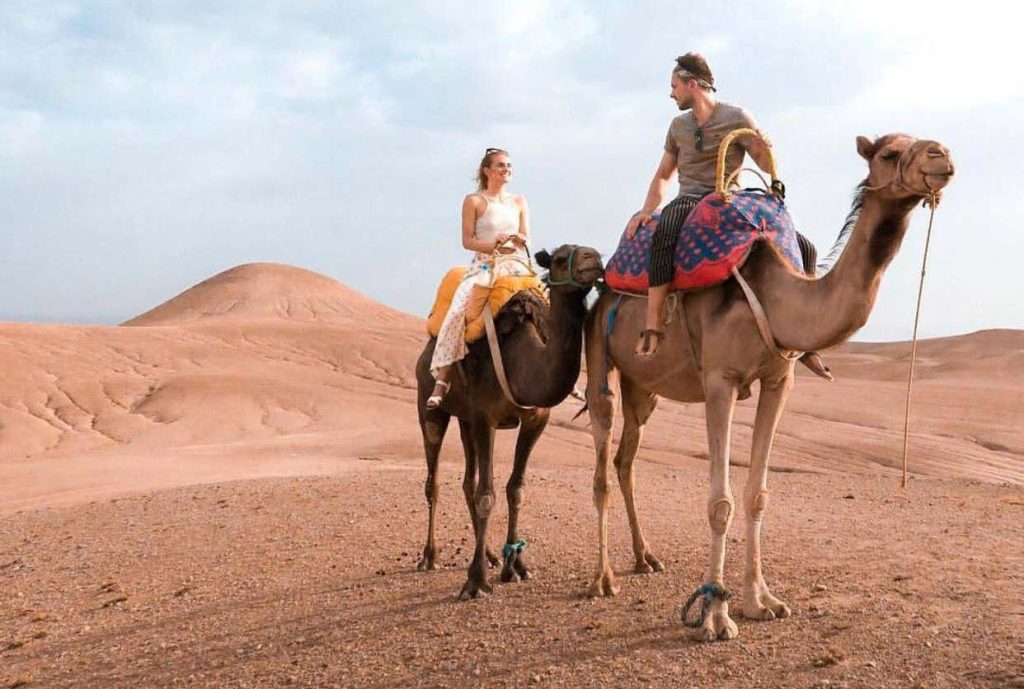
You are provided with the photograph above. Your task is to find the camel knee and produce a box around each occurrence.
[506,480,524,509]
[746,490,769,522]
[475,491,495,519]
[424,476,439,504]
[707,496,734,535]
[423,421,445,445]
[593,476,610,509]
[613,450,637,480]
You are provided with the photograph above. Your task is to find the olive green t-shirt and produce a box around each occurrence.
[664,101,759,197]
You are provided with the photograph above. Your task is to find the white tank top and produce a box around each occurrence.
[474,192,520,242]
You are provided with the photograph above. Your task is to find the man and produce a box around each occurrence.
[626,52,831,379]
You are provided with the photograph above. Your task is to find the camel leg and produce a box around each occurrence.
[615,376,663,574]
[693,376,740,641]
[586,376,619,597]
[417,408,450,571]
[500,410,549,583]
[458,419,500,568]
[459,420,496,600]
[742,374,793,621]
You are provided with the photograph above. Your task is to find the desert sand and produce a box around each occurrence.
[1,263,1021,688]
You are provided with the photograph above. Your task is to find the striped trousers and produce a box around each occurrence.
[649,194,701,287]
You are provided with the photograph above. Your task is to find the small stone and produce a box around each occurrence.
[812,584,828,593]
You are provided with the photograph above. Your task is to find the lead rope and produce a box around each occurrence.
[902,193,940,488]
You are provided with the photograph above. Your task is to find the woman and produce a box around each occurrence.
[426,148,533,409]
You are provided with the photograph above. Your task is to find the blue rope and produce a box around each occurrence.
[680,583,731,628]
[601,295,624,394]
[502,539,527,559]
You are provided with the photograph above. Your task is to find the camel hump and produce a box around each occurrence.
[426,269,546,342]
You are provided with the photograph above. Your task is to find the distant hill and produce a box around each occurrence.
[123,263,415,327]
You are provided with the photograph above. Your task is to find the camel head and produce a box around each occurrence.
[856,133,955,203]
[535,244,604,292]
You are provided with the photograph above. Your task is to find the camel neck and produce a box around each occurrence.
[503,288,588,408]
[756,192,919,352]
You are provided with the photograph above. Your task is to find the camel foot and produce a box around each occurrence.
[742,591,791,621]
[633,550,665,574]
[694,601,738,642]
[485,547,501,568]
[499,553,531,583]
[458,576,493,601]
[416,545,438,571]
[587,568,619,597]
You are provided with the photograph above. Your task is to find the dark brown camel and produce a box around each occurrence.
[415,244,604,599]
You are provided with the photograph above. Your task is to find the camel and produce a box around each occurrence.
[415,244,604,599]
[584,133,955,641]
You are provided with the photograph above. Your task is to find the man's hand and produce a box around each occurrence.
[625,210,653,239]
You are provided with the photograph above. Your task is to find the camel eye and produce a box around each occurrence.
[881,151,899,162]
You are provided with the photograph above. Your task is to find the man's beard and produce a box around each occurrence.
[676,98,693,111]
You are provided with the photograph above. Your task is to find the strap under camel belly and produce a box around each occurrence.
[602,294,625,395]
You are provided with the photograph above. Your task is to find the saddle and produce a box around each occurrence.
[426,268,546,342]
[604,189,804,294]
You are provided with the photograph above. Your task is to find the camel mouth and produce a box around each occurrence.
[573,267,605,284]
[922,171,954,191]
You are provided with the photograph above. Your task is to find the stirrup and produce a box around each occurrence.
[635,329,664,358]
[425,380,451,410]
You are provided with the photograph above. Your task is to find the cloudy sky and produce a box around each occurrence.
[2,0,1021,340]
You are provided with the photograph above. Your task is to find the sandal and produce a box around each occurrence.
[635,329,664,358]
[425,380,451,410]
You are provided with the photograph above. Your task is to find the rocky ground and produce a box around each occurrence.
[3,459,1021,688]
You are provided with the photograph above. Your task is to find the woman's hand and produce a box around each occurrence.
[492,232,517,254]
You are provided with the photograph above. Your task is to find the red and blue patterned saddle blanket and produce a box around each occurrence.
[604,191,803,293]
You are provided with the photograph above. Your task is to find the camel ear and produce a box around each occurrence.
[856,135,874,161]
[535,249,552,269]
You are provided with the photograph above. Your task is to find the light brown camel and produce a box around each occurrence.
[415,244,604,599]
[583,133,954,641]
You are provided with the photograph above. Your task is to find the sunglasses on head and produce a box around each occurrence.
[486,147,504,155]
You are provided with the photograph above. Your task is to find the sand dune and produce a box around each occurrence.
[123,262,411,326]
